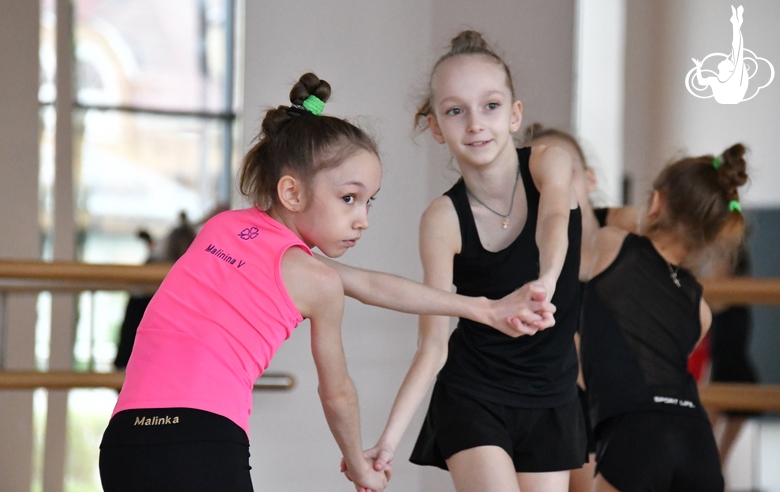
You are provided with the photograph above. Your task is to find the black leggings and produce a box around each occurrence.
[99,408,253,492]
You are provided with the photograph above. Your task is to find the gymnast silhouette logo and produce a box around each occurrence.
[238,227,259,240]
[685,5,774,104]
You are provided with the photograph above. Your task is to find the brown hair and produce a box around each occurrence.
[646,143,748,254]
[522,123,588,169]
[239,73,378,210]
[415,30,515,131]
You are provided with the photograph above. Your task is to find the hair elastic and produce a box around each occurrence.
[729,200,742,213]
[713,156,723,169]
[302,95,325,116]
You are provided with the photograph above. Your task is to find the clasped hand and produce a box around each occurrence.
[489,280,557,337]
[341,446,393,492]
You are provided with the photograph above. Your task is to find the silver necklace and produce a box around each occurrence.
[666,261,682,288]
[465,167,520,230]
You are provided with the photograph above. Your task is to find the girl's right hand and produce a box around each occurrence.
[342,458,388,492]
[489,280,556,337]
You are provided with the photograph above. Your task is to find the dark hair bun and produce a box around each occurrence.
[718,143,748,199]
[260,73,332,138]
[290,72,331,106]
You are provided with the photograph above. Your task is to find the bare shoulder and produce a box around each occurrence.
[529,142,570,163]
[420,195,461,254]
[528,144,573,176]
[588,226,631,281]
[528,144,573,195]
[422,195,458,225]
[281,247,343,319]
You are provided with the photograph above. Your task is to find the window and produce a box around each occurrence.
[36,1,240,490]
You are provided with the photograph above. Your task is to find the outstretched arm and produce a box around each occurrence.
[282,249,387,492]
[367,198,459,469]
[529,144,576,299]
[315,255,554,336]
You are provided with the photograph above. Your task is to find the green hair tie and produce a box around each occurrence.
[713,156,723,169]
[729,200,742,213]
[302,95,325,116]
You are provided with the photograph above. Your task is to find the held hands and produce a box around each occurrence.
[340,447,393,492]
[489,280,556,337]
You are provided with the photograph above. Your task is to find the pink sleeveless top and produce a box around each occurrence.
[113,208,312,434]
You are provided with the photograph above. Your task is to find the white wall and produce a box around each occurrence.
[241,2,577,491]
[576,0,626,206]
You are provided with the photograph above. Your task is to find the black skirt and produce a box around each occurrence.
[410,382,587,472]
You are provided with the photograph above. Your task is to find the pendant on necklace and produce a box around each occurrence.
[672,272,682,287]
[666,261,682,288]
[670,270,681,288]
[502,218,509,229]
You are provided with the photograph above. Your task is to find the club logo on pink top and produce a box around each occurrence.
[239,227,260,240]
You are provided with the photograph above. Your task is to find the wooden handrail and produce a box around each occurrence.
[2,261,780,402]
[0,260,170,283]
[700,277,780,306]
[1,260,780,303]
[0,260,171,293]
[0,260,296,391]
[699,383,780,412]
[0,371,295,391]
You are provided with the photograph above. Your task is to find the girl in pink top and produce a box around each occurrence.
[99,73,554,492]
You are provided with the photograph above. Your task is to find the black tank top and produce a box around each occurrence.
[436,147,582,408]
[580,233,707,427]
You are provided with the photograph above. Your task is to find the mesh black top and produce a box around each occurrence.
[580,233,707,427]
[436,147,582,408]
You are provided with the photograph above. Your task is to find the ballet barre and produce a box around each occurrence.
[700,277,780,305]
[2,261,780,402]
[699,383,780,413]
[0,259,170,293]
[0,260,295,391]
[2,260,780,302]
[0,371,295,391]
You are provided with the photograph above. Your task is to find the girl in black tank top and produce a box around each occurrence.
[579,143,749,492]
[366,31,584,492]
